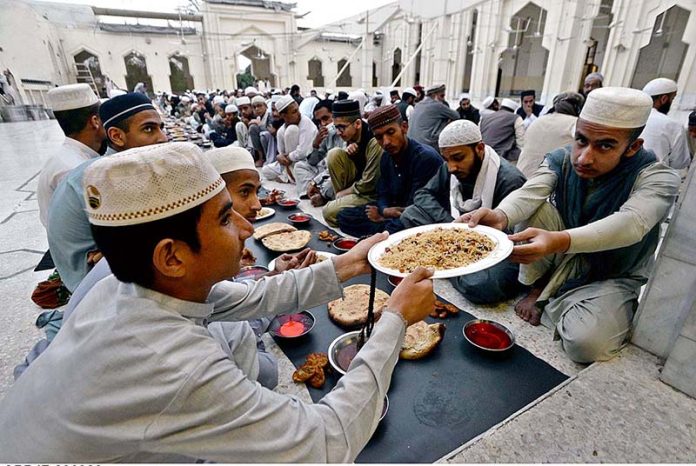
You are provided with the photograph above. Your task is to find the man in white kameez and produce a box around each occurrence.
[37,84,107,228]
[0,142,435,462]
[640,77,691,171]
[462,87,680,363]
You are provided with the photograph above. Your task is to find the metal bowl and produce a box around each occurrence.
[463,319,515,352]
[234,265,269,282]
[328,330,361,375]
[268,311,315,339]
[387,275,403,287]
[332,237,358,252]
[288,213,312,226]
[277,198,300,209]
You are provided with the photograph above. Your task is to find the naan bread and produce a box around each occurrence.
[253,222,296,240]
[328,284,390,329]
[400,321,445,360]
[262,230,311,252]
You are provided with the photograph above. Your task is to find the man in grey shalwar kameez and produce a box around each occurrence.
[462,87,680,363]
[401,120,526,304]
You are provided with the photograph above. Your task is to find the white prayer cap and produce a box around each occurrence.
[276,95,295,113]
[402,87,417,97]
[206,146,256,175]
[244,86,258,96]
[110,89,127,98]
[459,93,471,100]
[439,119,482,148]
[270,94,282,105]
[83,142,224,227]
[425,83,446,95]
[325,88,334,95]
[236,96,251,106]
[501,98,518,111]
[48,84,99,112]
[212,95,226,105]
[482,96,495,108]
[642,78,678,97]
[348,90,367,114]
[251,95,266,105]
[580,86,652,129]
[181,96,191,103]
[225,104,238,114]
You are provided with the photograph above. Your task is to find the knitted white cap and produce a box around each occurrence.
[251,95,266,105]
[402,87,417,97]
[580,87,652,129]
[206,147,256,175]
[83,142,225,227]
[212,95,226,105]
[482,96,495,108]
[439,119,482,148]
[501,98,518,111]
[225,104,238,114]
[236,96,251,106]
[642,78,678,97]
[244,86,258,96]
[459,93,471,100]
[181,96,191,103]
[48,84,99,111]
[276,95,295,113]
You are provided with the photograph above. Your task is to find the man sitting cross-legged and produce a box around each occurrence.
[337,104,442,237]
[462,87,680,363]
[401,119,527,304]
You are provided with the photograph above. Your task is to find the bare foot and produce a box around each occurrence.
[515,288,543,326]
[310,193,327,207]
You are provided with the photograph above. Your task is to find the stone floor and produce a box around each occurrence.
[1,120,694,462]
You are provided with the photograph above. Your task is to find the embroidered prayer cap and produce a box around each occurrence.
[501,98,518,111]
[83,142,225,227]
[276,95,295,113]
[244,86,258,96]
[425,83,446,95]
[402,87,417,98]
[642,78,678,97]
[48,84,99,112]
[99,93,156,130]
[236,96,251,106]
[206,146,256,175]
[520,89,536,99]
[367,105,401,130]
[439,119,482,148]
[482,96,495,108]
[332,99,361,118]
[251,95,266,105]
[225,104,238,114]
[579,87,652,129]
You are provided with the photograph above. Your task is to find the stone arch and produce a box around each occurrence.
[307,57,324,87]
[497,2,549,97]
[240,44,275,87]
[336,58,352,87]
[169,53,194,94]
[123,50,153,95]
[630,5,690,90]
[392,48,402,86]
[74,49,106,97]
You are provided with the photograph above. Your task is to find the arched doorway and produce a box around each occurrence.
[308,58,324,87]
[336,58,352,87]
[124,51,153,96]
[497,2,549,97]
[630,5,690,90]
[169,53,194,94]
[241,45,275,87]
[74,50,106,97]
[391,48,402,86]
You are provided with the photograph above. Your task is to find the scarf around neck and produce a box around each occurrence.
[450,145,500,217]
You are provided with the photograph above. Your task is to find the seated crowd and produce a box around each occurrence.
[2,75,691,461]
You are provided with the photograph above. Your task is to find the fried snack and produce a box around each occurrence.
[430,299,460,319]
[378,227,496,273]
[308,369,326,388]
[292,365,316,383]
[306,352,329,367]
[260,189,285,206]
[240,248,256,267]
[318,230,338,242]
[293,352,330,388]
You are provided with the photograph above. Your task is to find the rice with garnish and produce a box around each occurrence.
[378,228,495,273]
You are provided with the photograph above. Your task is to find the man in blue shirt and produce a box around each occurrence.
[337,105,442,237]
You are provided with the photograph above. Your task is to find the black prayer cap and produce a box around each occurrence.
[337,91,349,101]
[100,92,155,129]
[332,99,361,118]
[689,111,696,127]
[520,89,536,99]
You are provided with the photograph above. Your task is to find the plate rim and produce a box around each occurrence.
[367,223,513,278]
[268,250,336,271]
[255,207,276,221]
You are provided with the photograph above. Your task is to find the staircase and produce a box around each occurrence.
[74,63,100,97]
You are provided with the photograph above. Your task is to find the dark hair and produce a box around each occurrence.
[335,114,360,124]
[627,126,645,145]
[90,204,202,288]
[54,102,100,136]
[313,99,333,115]
[291,84,300,93]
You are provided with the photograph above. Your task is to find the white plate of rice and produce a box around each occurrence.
[368,223,514,279]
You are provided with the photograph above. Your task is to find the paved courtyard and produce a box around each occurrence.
[0,120,694,462]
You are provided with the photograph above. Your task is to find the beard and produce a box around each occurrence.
[657,100,672,114]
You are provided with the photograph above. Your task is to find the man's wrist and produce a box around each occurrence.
[385,309,408,328]
[555,231,571,254]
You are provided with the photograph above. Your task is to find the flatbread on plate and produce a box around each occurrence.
[262,230,311,252]
[328,284,389,329]
[253,222,296,240]
[400,321,445,360]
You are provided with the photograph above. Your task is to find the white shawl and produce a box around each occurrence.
[449,145,500,218]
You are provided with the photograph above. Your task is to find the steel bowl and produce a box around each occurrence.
[328,330,361,375]
[463,319,515,352]
[332,237,358,252]
[268,311,316,339]
[288,213,312,226]
[387,275,403,287]
[277,198,300,209]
